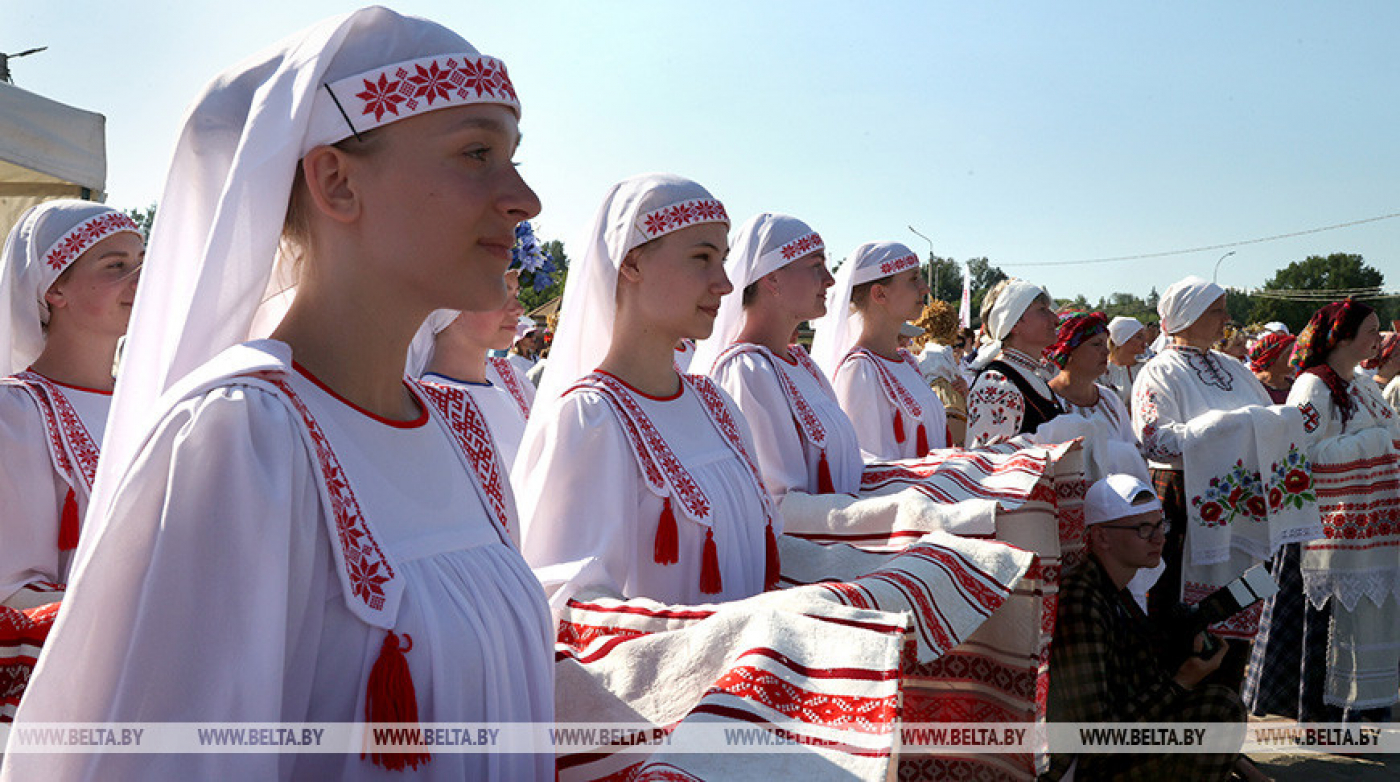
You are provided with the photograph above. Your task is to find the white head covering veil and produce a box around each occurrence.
[808,241,920,378]
[1107,316,1145,347]
[78,5,522,564]
[1157,275,1225,336]
[690,212,824,374]
[531,173,728,409]
[968,278,1048,371]
[0,200,141,376]
[405,308,461,378]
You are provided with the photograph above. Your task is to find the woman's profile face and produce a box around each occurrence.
[451,271,525,352]
[353,103,540,315]
[1335,312,1382,366]
[876,267,929,322]
[44,231,145,338]
[1011,297,1058,352]
[629,222,733,341]
[767,250,834,321]
[1066,332,1110,378]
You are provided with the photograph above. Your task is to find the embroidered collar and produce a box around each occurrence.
[1168,344,1234,391]
[1000,347,1048,378]
[839,347,924,418]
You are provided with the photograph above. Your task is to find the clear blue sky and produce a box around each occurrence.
[6,1,1397,302]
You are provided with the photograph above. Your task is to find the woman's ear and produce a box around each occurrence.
[300,146,360,225]
[43,284,67,311]
[869,281,890,307]
[618,246,645,284]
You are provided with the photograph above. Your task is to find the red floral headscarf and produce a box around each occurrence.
[1248,331,1295,373]
[1293,299,1375,426]
[1044,311,1108,369]
[1360,332,1399,371]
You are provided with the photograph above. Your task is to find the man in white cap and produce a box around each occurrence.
[1045,473,1246,782]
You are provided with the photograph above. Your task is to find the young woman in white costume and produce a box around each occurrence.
[964,278,1063,448]
[412,271,536,473]
[3,8,554,780]
[810,242,947,460]
[0,202,142,612]
[691,212,862,500]
[1102,315,1148,408]
[517,174,778,608]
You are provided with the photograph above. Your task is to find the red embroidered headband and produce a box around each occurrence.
[314,54,519,146]
[777,232,824,262]
[638,198,729,239]
[876,252,919,277]
[43,212,141,273]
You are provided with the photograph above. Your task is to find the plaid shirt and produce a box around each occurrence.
[1044,555,1193,780]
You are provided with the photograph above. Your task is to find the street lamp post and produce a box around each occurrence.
[1212,251,1237,284]
[908,226,937,299]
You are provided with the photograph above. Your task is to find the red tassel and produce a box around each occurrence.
[892,408,905,443]
[700,529,723,594]
[764,521,780,591]
[817,449,835,494]
[58,488,79,551]
[363,631,429,771]
[916,423,929,455]
[654,497,679,565]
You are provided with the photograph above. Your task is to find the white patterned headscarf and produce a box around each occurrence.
[0,200,140,376]
[531,173,729,408]
[81,6,523,564]
[968,278,1048,371]
[691,212,823,375]
[809,241,919,378]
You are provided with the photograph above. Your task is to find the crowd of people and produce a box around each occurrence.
[2,6,1399,781]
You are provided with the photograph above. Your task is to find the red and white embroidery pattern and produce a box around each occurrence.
[839,347,924,420]
[568,373,712,522]
[42,212,140,272]
[714,343,827,448]
[705,664,897,729]
[777,231,824,261]
[415,380,513,537]
[686,374,776,522]
[1299,402,1321,433]
[338,55,518,124]
[252,373,395,612]
[486,357,531,420]
[638,198,728,238]
[876,252,918,277]
[4,372,100,493]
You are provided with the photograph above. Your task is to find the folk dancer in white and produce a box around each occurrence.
[3,9,555,780]
[518,174,777,610]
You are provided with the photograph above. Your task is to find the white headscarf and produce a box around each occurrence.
[0,200,140,376]
[405,308,460,378]
[1107,316,1144,347]
[808,241,919,378]
[690,212,824,374]
[1157,275,1225,336]
[531,173,729,408]
[968,278,1047,371]
[81,6,522,563]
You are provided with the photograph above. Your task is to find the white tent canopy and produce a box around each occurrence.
[0,81,107,236]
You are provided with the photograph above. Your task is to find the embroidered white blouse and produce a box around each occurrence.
[6,344,555,781]
[709,343,864,499]
[966,347,1057,448]
[423,357,533,481]
[1131,344,1271,471]
[0,378,108,605]
[516,373,772,607]
[832,348,948,460]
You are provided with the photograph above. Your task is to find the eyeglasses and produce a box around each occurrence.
[1096,519,1171,540]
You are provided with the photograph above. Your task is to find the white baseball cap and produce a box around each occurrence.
[1085,474,1163,526]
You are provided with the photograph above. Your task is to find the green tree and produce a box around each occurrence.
[921,255,963,304]
[1247,253,1391,333]
[125,202,157,237]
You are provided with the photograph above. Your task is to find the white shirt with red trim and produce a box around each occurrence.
[7,343,554,781]
[0,378,108,604]
[709,343,863,499]
[517,374,771,607]
[1131,345,1271,471]
[832,348,948,460]
[423,360,531,480]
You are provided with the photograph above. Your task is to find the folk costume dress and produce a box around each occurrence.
[0,203,141,723]
[1102,316,1147,409]
[810,242,947,460]
[3,10,555,780]
[423,356,534,473]
[692,213,862,499]
[964,279,1064,448]
[519,174,777,611]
